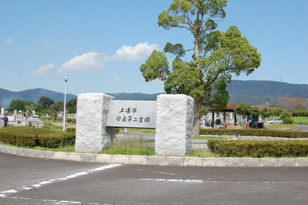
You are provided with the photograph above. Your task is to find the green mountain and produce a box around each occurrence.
[227,80,308,105]
[0,88,77,108]
[1,80,307,108]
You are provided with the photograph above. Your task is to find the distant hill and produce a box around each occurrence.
[0,88,77,108]
[227,80,308,105]
[0,88,162,108]
[1,80,308,108]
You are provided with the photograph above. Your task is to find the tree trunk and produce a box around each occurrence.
[193,98,202,136]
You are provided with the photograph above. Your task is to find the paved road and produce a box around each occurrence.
[297,124,308,132]
[1,152,308,204]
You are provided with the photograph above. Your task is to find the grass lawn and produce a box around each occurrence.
[292,116,308,125]
[120,128,156,134]
[264,124,298,129]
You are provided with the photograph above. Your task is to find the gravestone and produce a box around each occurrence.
[75,93,194,156]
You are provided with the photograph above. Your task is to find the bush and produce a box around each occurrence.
[283,117,294,124]
[66,127,76,133]
[0,126,75,148]
[200,128,308,138]
[67,118,76,123]
[208,140,308,157]
[292,110,308,117]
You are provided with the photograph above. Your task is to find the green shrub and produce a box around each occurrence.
[0,126,75,148]
[200,128,308,138]
[67,118,76,123]
[292,110,308,117]
[283,117,294,124]
[208,139,308,157]
[66,127,76,133]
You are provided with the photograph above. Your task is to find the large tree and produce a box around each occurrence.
[38,96,55,109]
[7,99,33,112]
[140,0,261,136]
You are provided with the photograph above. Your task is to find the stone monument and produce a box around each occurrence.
[75,93,194,156]
[155,94,194,155]
[75,93,114,153]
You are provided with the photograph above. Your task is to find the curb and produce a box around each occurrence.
[1,144,308,167]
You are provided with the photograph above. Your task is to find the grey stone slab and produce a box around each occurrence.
[3,146,11,154]
[23,149,34,157]
[14,148,24,156]
[165,156,184,166]
[260,158,279,167]
[241,158,261,167]
[147,156,168,166]
[75,93,114,153]
[41,151,55,159]
[155,94,194,156]
[0,145,9,153]
[53,152,68,160]
[129,155,147,165]
[278,158,298,167]
[184,157,204,166]
[111,155,129,164]
[31,150,44,158]
[106,100,156,128]
[80,153,97,162]
[203,158,224,167]
[222,158,242,167]
[66,153,81,161]
[96,154,112,163]
[296,158,308,167]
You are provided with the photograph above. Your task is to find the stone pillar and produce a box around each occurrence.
[75,93,114,153]
[155,94,194,156]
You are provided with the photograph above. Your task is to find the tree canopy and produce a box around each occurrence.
[38,96,55,109]
[140,0,261,136]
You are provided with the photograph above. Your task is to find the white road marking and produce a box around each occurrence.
[0,164,121,198]
[139,178,307,185]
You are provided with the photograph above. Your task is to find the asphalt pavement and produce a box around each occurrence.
[296,124,308,132]
[1,152,308,205]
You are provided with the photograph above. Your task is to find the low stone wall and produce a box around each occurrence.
[1,144,308,167]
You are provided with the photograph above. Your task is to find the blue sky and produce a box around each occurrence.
[1,0,307,95]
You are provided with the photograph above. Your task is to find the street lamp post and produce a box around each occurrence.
[63,76,69,131]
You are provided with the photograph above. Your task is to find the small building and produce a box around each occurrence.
[206,102,259,129]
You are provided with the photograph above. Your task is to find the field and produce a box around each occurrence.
[292,116,308,125]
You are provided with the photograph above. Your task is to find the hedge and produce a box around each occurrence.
[207,140,308,158]
[0,127,75,148]
[200,128,308,138]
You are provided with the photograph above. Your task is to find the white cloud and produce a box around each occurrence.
[57,42,160,74]
[6,37,14,45]
[58,52,109,74]
[44,41,48,46]
[113,76,121,83]
[33,64,54,76]
[113,42,160,61]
